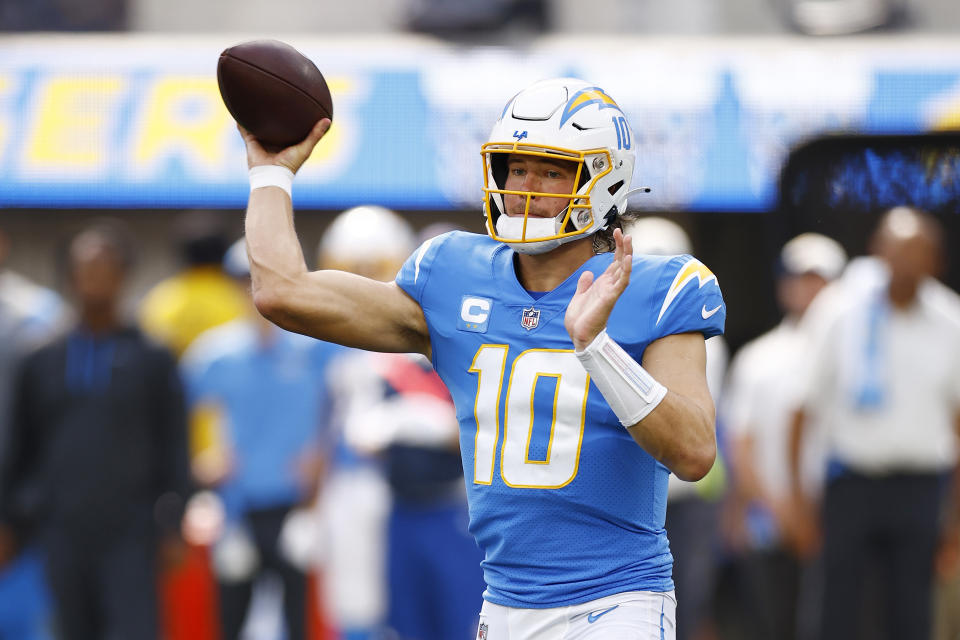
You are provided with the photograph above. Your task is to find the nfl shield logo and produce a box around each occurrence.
[477,622,488,640]
[521,307,540,330]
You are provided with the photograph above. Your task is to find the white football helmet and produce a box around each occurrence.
[626,217,693,256]
[317,205,416,281]
[482,77,637,254]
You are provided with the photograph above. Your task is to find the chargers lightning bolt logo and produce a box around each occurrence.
[513,130,528,141]
[656,258,719,325]
[559,87,623,127]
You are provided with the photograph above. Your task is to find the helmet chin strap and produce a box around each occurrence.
[495,214,577,255]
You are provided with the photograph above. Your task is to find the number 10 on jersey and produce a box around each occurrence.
[469,345,590,489]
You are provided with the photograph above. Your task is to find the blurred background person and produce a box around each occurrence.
[313,205,416,640]
[180,238,339,640]
[0,227,65,639]
[327,220,485,640]
[0,221,192,640]
[625,216,729,640]
[139,210,246,361]
[789,206,960,640]
[0,228,69,341]
[138,211,247,640]
[721,232,847,640]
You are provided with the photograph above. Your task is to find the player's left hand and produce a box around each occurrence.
[565,227,632,351]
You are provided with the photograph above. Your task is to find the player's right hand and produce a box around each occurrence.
[240,118,330,174]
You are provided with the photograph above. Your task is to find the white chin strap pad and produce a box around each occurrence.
[495,214,577,255]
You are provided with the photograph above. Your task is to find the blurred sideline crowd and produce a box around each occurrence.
[0,208,484,640]
[0,204,958,640]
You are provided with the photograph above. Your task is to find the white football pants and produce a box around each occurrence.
[477,590,676,640]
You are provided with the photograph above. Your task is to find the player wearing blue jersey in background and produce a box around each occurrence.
[239,77,725,639]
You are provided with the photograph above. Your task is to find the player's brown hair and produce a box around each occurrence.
[592,210,644,253]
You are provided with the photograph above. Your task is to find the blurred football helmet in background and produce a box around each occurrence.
[317,205,416,281]
[626,216,693,256]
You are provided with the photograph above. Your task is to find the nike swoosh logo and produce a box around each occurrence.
[701,304,721,319]
[587,604,619,623]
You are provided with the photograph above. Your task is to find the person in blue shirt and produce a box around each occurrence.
[238,77,725,639]
[181,239,340,640]
[1,222,191,640]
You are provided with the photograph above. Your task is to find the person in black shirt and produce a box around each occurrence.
[0,221,191,640]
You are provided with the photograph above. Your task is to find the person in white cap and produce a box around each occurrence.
[721,231,847,640]
[311,205,410,640]
[787,207,960,640]
[318,210,486,640]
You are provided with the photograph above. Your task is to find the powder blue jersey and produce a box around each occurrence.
[395,231,725,608]
[181,321,341,514]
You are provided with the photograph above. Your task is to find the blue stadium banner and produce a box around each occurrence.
[0,35,958,211]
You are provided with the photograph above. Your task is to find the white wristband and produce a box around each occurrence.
[249,165,294,198]
[575,329,668,427]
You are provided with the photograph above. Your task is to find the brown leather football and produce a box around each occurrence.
[217,40,333,148]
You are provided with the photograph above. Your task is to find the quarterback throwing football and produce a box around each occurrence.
[241,78,725,639]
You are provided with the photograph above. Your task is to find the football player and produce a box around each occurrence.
[240,78,725,640]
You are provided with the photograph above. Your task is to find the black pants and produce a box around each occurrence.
[218,506,308,640]
[665,495,720,640]
[44,531,159,640]
[738,546,801,640]
[820,471,945,640]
